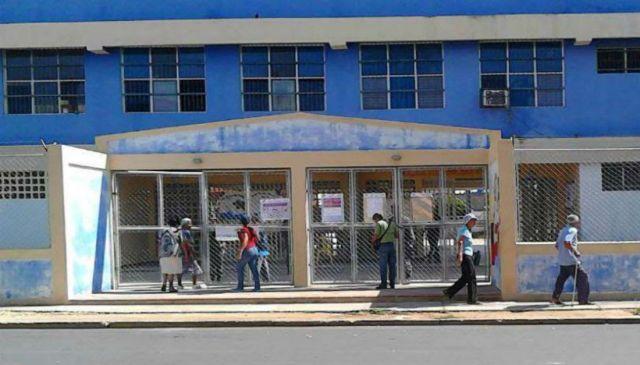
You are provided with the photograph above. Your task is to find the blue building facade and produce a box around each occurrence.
[2,1,640,304]
[1,1,640,145]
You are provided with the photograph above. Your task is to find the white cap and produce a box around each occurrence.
[567,214,580,225]
[463,213,478,225]
[181,217,192,227]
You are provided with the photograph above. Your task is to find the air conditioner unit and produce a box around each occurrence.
[481,89,509,108]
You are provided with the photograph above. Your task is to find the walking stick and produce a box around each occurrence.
[571,263,579,307]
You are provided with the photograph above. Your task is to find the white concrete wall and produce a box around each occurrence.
[580,163,640,241]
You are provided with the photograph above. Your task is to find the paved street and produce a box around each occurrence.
[1,325,638,365]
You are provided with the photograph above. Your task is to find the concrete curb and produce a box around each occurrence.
[2,317,640,329]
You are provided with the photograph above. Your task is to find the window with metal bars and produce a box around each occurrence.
[359,43,444,110]
[122,47,206,113]
[597,48,640,73]
[480,41,564,107]
[602,162,640,191]
[3,49,85,114]
[241,46,325,112]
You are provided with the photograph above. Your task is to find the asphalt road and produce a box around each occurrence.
[0,325,638,365]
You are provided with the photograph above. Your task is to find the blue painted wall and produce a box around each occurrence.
[0,200,50,249]
[2,39,640,145]
[0,260,52,300]
[518,254,640,294]
[65,165,112,296]
[106,118,490,154]
[1,0,639,23]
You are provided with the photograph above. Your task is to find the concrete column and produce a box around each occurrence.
[496,139,519,300]
[290,165,310,287]
[47,145,70,304]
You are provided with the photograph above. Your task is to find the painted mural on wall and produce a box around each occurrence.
[518,254,640,294]
[106,118,490,154]
[488,161,501,289]
[0,260,52,300]
[64,166,112,297]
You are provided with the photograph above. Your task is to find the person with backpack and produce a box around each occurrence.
[371,213,398,290]
[256,229,271,282]
[443,213,479,304]
[159,218,181,293]
[235,215,261,292]
[176,218,206,290]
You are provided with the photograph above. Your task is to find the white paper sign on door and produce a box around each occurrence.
[321,193,344,223]
[260,198,291,221]
[214,225,240,241]
[410,192,434,222]
[364,192,386,223]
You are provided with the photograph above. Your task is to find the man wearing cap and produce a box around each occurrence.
[443,213,479,304]
[551,214,591,305]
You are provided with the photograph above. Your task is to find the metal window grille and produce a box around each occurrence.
[516,147,640,243]
[479,41,564,107]
[241,46,326,112]
[597,47,640,73]
[121,47,206,113]
[359,43,445,110]
[3,49,85,114]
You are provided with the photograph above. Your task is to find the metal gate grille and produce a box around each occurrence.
[114,173,202,286]
[206,170,292,285]
[515,147,640,243]
[309,166,489,284]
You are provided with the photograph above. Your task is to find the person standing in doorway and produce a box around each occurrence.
[235,215,261,292]
[443,213,479,304]
[158,217,181,293]
[256,229,271,282]
[177,218,205,289]
[371,213,398,290]
[551,214,591,305]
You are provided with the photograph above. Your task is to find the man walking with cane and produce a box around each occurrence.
[551,214,592,305]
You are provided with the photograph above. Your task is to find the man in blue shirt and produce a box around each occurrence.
[443,213,478,304]
[551,214,591,305]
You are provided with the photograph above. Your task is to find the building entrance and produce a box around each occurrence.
[113,170,292,288]
[308,166,488,284]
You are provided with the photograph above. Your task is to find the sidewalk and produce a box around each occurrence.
[2,301,639,328]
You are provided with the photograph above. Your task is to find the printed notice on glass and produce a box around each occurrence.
[321,193,344,223]
[260,198,291,221]
[364,193,386,223]
[410,192,434,222]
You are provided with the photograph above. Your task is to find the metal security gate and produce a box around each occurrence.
[114,172,202,286]
[113,169,292,288]
[206,170,292,285]
[309,166,489,284]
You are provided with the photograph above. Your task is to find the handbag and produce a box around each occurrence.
[472,250,481,266]
[373,220,392,251]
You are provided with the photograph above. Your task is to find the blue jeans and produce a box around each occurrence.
[236,247,260,290]
[378,243,397,287]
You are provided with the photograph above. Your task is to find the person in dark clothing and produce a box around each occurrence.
[443,213,479,304]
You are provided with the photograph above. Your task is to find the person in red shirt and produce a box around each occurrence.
[234,215,261,291]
